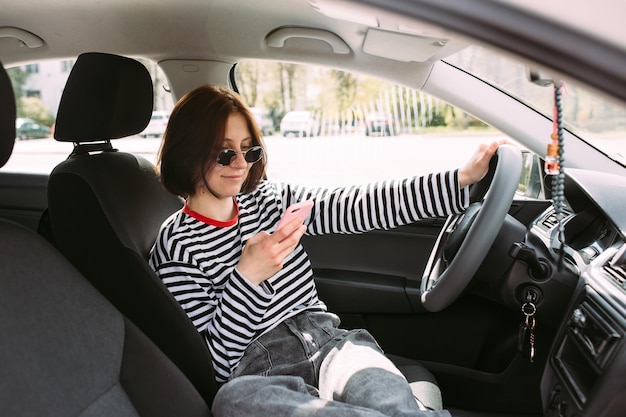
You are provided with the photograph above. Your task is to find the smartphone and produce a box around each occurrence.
[276,200,314,230]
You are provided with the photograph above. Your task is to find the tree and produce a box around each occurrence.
[20,97,55,126]
[237,61,259,107]
[279,63,297,112]
[332,70,357,113]
[7,67,29,116]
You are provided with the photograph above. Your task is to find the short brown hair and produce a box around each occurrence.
[157,85,266,197]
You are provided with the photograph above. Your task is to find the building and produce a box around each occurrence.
[21,60,73,118]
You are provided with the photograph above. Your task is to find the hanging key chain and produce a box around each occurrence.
[521,301,537,363]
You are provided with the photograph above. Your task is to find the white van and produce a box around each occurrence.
[280,111,320,137]
[140,111,170,138]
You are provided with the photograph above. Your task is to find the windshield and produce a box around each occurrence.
[446,46,626,167]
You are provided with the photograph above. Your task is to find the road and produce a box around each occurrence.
[3,133,502,187]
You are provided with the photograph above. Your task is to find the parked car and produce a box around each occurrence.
[15,117,51,140]
[365,112,395,136]
[280,110,320,137]
[1,1,626,417]
[249,107,275,136]
[139,111,169,138]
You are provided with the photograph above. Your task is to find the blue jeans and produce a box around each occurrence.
[212,311,451,417]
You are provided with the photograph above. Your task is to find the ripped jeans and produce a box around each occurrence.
[212,311,451,417]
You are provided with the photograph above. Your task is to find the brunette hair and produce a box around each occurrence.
[157,85,266,197]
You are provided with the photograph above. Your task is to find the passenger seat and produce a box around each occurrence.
[0,60,210,417]
[46,53,219,406]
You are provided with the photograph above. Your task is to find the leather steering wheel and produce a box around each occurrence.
[420,144,522,312]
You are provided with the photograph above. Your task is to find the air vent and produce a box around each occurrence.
[541,211,559,229]
[603,264,626,288]
[604,244,626,289]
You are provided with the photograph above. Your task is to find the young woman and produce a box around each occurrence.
[149,84,504,417]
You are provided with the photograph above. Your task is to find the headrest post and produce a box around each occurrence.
[69,140,118,157]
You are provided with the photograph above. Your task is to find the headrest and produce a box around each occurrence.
[0,62,16,168]
[54,52,154,143]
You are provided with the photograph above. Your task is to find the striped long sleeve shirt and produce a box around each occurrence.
[149,171,469,382]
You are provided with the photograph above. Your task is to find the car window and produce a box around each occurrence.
[4,57,533,197]
[233,60,516,189]
[446,45,626,168]
[2,59,172,174]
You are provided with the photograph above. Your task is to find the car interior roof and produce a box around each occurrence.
[1,0,625,104]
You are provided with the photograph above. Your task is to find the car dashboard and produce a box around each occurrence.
[531,169,626,417]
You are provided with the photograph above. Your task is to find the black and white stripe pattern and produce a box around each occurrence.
[149,170,468,382]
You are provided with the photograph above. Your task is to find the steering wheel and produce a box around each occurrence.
[420,144,522,312]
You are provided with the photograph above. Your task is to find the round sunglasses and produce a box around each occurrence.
[216,146,263,166]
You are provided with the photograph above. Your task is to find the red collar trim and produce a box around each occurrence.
[182,201,239,228]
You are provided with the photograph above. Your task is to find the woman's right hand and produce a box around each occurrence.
[236,218,307,285]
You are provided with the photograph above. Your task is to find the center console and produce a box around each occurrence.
[542,285,625,417]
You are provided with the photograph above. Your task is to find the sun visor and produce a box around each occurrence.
[363,28,466,63]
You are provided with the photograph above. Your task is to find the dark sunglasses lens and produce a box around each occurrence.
[217,150,237,166]
[244,146,263,163]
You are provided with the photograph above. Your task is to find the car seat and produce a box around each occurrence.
[0,60,210,417]
[46,52,219,406]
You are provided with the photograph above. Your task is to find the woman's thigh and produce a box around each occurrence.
[230,311,343,385]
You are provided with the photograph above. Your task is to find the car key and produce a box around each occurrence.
[521,302,537,363]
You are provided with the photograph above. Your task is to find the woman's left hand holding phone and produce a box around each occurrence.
[237,219,307,286]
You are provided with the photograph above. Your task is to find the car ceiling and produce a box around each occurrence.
[1,0,625,103]
[0,1,456,92]
[0,0,374,63]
